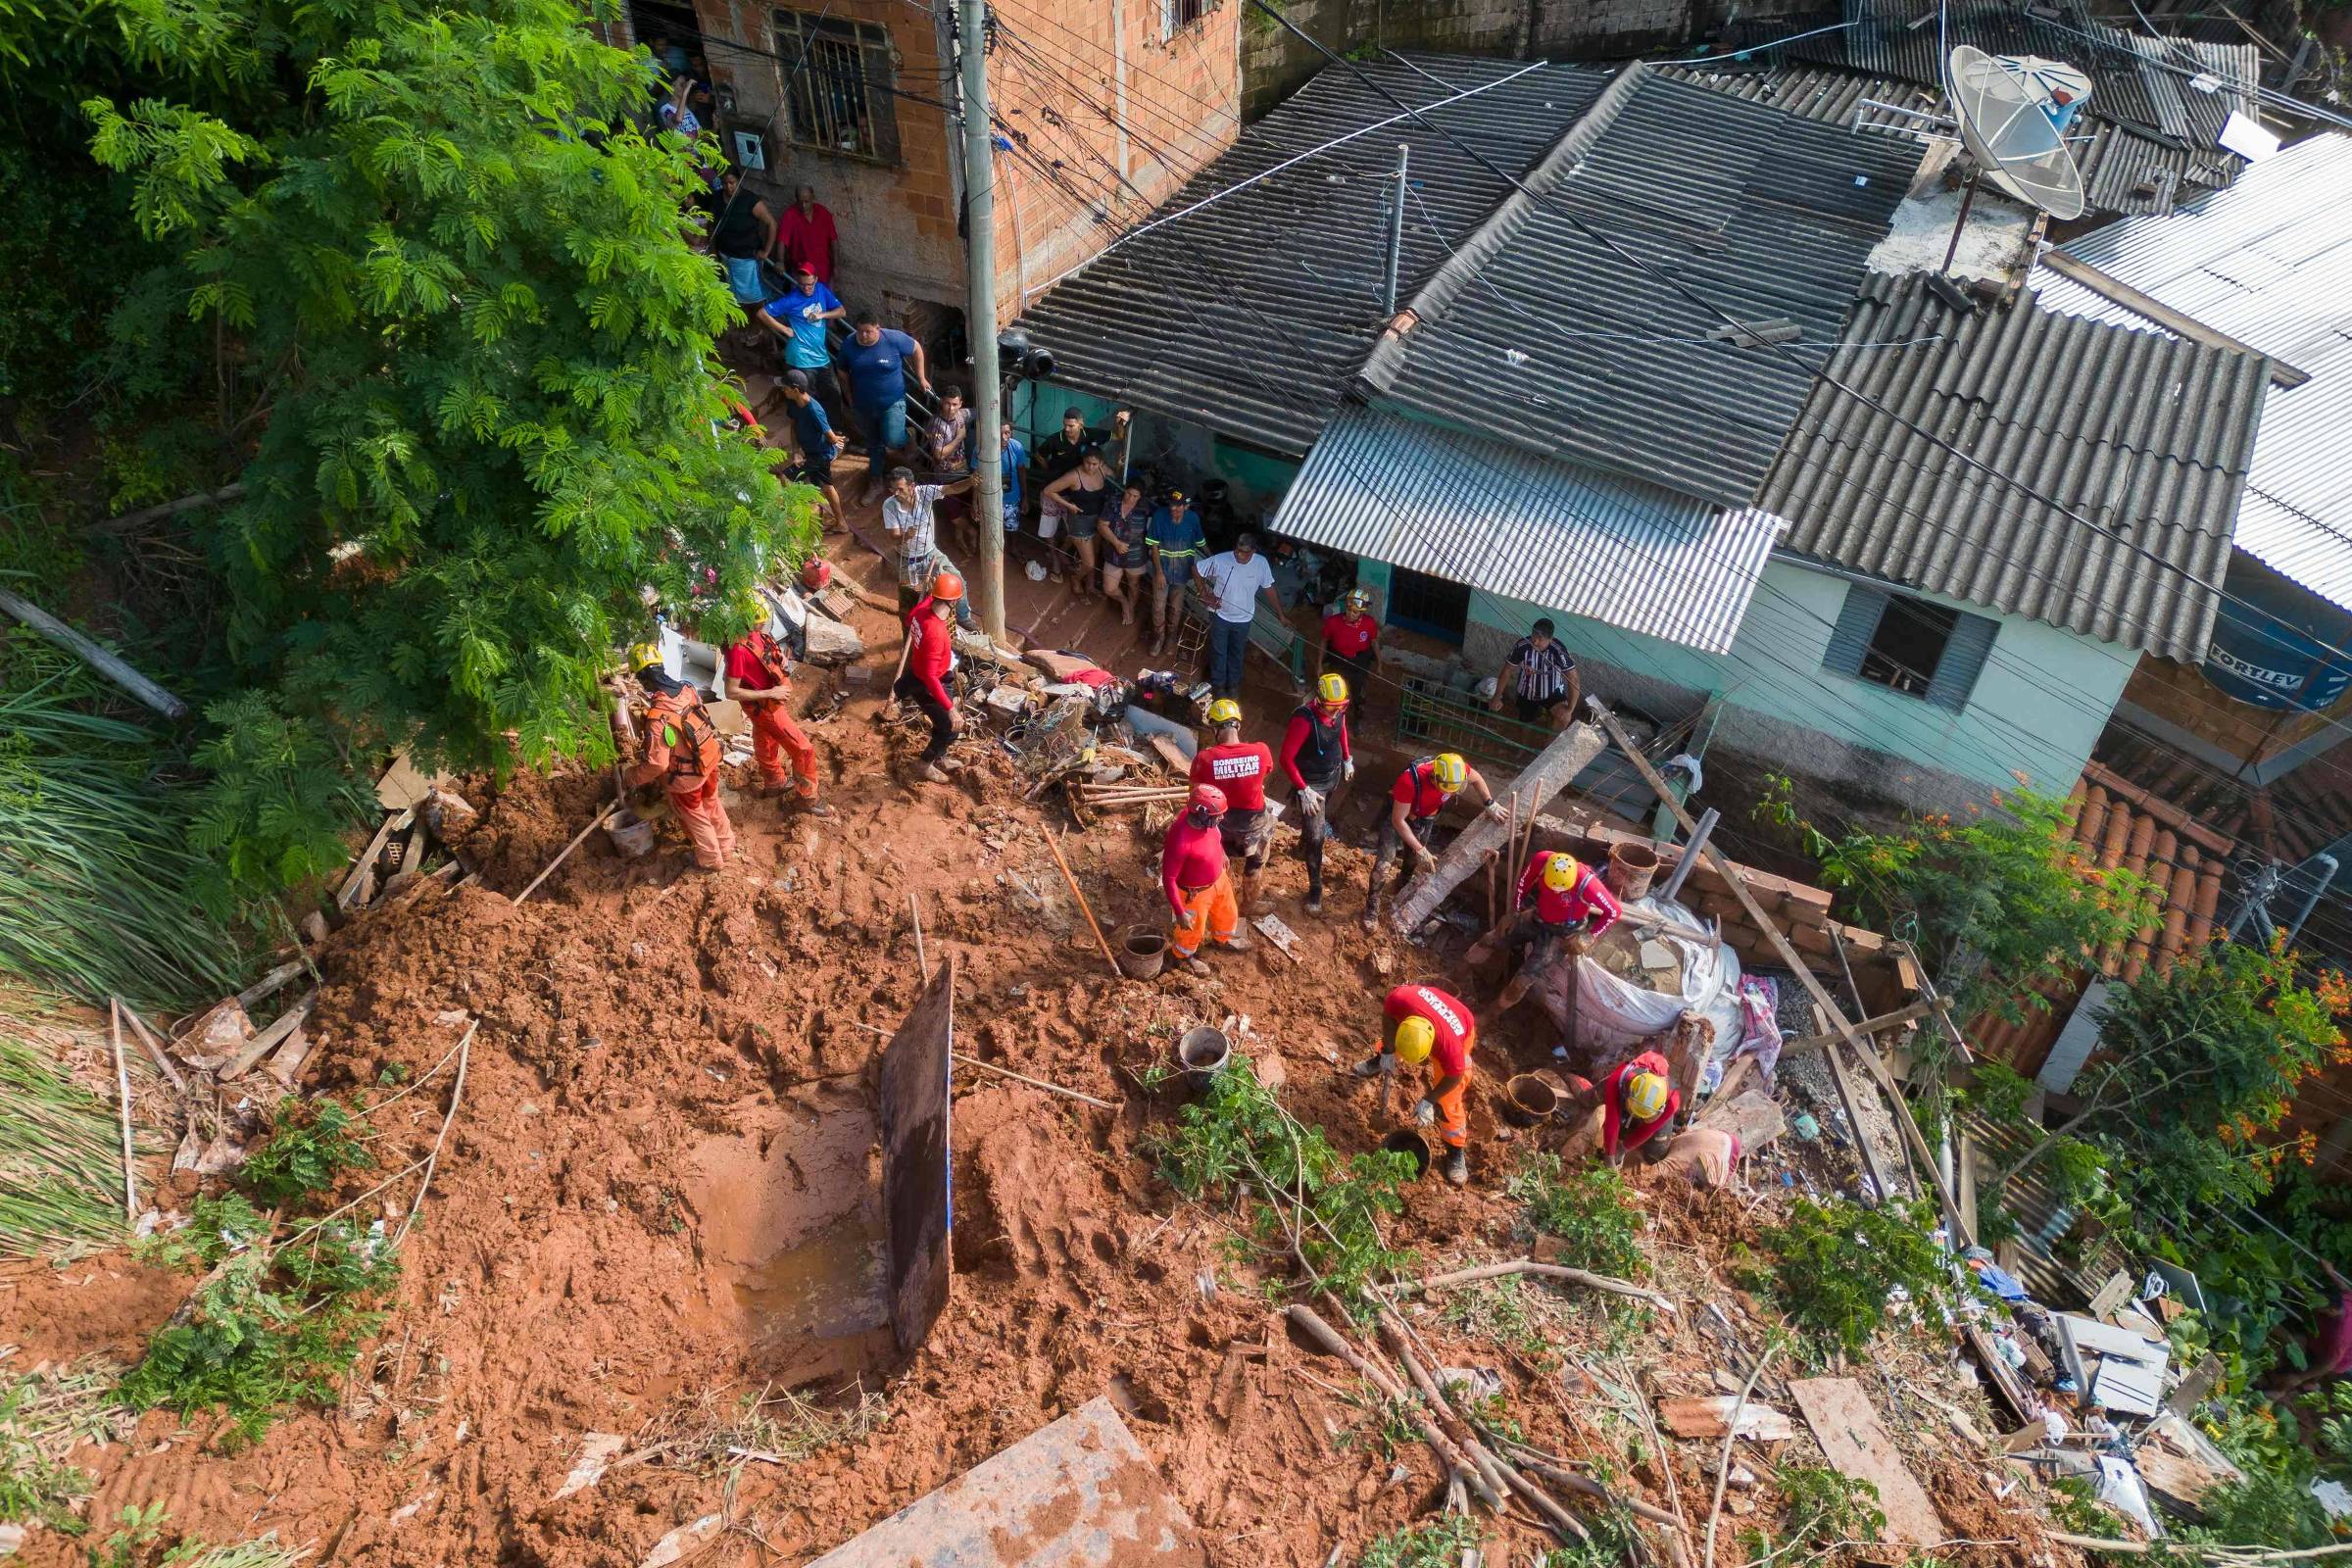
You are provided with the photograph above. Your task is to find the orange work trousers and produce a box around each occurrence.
[669,771,737,868]
[1169,871,1240,958]
[1432,1073,1469,1150]
[751,702,818,797]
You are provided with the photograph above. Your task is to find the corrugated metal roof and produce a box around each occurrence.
[1015,57,1612,458]
[1657,58,2244,217]
[1360,68,1922,510]
[2040,134,2352,613]
[1275,403,1779,653]
[1762,275,2269,659]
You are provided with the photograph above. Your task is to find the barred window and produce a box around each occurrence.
[772,9,900,163]
[1160,0,1208,36]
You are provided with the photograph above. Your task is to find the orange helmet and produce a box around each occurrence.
[931,570,965,603]
[1188,783,1228,815]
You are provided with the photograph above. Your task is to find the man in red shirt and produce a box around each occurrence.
[1562,1052,1679,1165]
[1321,587,1381,722]
[1353,982,1477,1185]
[1162,784,1251,974]
[890,571,962,783]
[1494,850,1621,1008]
[1281,672,1355,915]
[1364,752,1503,930]
[1189,698,1276,915]
[719,592,833,817]
[773,183,839,283]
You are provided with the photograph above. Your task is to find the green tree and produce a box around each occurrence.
[10,0,814,908]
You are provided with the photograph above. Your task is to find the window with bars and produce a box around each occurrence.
[1160,0,1209,37]
[772,10,900,163]
[1822,582,1999,711]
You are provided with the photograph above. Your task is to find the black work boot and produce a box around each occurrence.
[1444,1148,1469,1186]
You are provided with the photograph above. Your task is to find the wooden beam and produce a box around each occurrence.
[1779,999,1938,1055]
[1394,722,1606,932]
[1591,704,1971,1246]
[85,481,247,538]
[2037,251,2308,390]
[0,587,188,719]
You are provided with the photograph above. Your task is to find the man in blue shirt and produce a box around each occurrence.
[778,369,846,530]
[756,265,847,414]
[839,309,930,501]
[1146,489,1208,656]
[1000,424,1028,539]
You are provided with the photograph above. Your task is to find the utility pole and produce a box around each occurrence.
[958,0,1006,642]
[1382,143,1409,316]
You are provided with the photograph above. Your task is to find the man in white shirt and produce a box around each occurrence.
[881,466,974,617]
[1197,531,1282,700]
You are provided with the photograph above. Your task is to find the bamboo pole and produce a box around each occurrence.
[951,1052,1116,1108]
[514,796,620,906]
[1044,827,1123,980]
[1403,1258,1676,1313]
[109,1001,136,1220]
[1284,1304,1504,1509]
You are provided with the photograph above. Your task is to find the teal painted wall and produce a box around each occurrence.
[1454,558,2134,801]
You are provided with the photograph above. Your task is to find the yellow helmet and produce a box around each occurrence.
[1542,854,1583,893]
[1346,587,1373,612]
[1431,753,1468,793]
[625,642,663,674]
[1207,698,1243,727]
[1395,1015,1436,1066]
[1316,672,1349,706]
[741,591,770,629]
[1623,1070,1670,1122]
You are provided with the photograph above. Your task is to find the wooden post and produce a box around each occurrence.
[1591,705,1971,1247]
[0,587,188,719]
[1394,723,1605,933]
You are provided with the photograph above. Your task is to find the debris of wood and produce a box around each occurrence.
[221,992,317,1081]
[1787,1377,1945,1546]
[337,808,413,910]
[553,1432,627,1501]
[175,998,255,1070]
[375,748,453,810]
[639,1512,723,1568]
[952,1052,1115,1108]
[1702,1343,1780,1568]
[1146,735,1192,774]
[1656,1395,1793,1442]
[1407,1259,1676,1313]
[514,793,621,906]
[116,1004,187,1092]
[1283,1304,1503,1510]
[261,1024,317,1088]
[110,1002,137,1219]
[0,585,188,719]
[1043,829,1122,981]
[1252,913,1302,963]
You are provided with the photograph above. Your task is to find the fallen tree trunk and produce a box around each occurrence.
[1402,1258,1677,1314]
[1283,1304,1504,1509]
[1393,722,1605,933]
[0,587,188,719]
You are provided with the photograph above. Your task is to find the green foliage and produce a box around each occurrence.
[2161,1466,2335,1554]
[1358,1515,1482,1568]
[0,1031,143,1260]
[1750,1199,1953,1361]
[1773,1464,1886,1550]
[1757,777,2159,1023]
[1152,1056,1416,1318]
[185,694,374,915]
[237,1097,373,1208]
[2043,1476,2111,1537]
[1333,1379,1417,1459]
[0,1372,95,1532]
[1506,1154,1646,1281]
[131,1192,269,1271]
[1440,1278,1553,1365]
[0,636,246,1008]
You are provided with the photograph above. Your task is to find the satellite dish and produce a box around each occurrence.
[1946,46,2089,220]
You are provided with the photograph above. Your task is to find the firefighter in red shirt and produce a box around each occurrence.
[1321,587,1380,721]
[890,571,963,783]
[1562,1052,1679,1165]
[1494,850,1621,1008]
[1353,982,1477,1185]
[719,592,833,817]
[1364,752,1503,929]
[1189,698,1276,915]
[1162,784,1251,975]
[1281,672,1355,915]
[622,643,736,870]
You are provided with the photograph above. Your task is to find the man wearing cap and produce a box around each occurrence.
[1561,1050,1680,1165]
[757,266,847,416]
[883,466,975,619]
[1352,983,1478,1186]
[1146,489,1207,657]
[1196,532,1280,700]
[1365,753,1504,930]
[1490,848,1622,1009]
[1162,784,1251,976]
[1322,587,1382,723]
[1281,673,1355,914]
[778,371,847,531]
[890,571,965,783]
[718,593,833,816]
[1189,699,1276,916]
[622,642,736,870]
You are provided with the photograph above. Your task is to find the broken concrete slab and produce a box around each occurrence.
[805,1396,1204,1568]
[1656,1395,1794,1442]
[1788,1376,1944,1546]
[802,612,866,665]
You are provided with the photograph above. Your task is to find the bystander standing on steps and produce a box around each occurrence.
[774,183,838,283]
[882,467,974,618]
[757,265,847,416]
[842,312,930,498]
[1145,489,1206,656]
[1196,531,1279,701]
[1096,481,1152,627]
[710,168,777,306]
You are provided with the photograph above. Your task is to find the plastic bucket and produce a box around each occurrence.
[1382,1128,1435,1179]
[1503,1073,1561,1127]
[1117,924,1168,980]
[1176,1026,1231,1089]
[1606,841,1659,902]
[607,810,656,859]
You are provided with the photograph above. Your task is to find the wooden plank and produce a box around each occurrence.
[2037,251,2307,389]
[1779,1000,1937,1055]
[0,586,187,719]
[1592,706,1966,1244]
[1788,1377,1945,1547]
[336,809,407,909]
[877,956,956,1354]
[1394,722,1606,932]
[1655,1395,1793,1441]
[1825,1037,1903,1201]
[220,992,317,1082]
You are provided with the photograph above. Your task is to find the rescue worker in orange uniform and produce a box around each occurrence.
[1561,1052,1680,1165]
[719,591,833,817]
[1494,849,1622,1008]
[1162,783,1252,976]
[1353,983,1477,1185]
[624,642,736,870]
[1188,698,1276,915]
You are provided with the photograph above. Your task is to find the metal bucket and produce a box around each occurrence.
[606,808,656,859]
[1502,1073,1561,1127]
[1382,1127,1435,1179]
[1176,1025,1230,1089]
[1116,924,1168,980]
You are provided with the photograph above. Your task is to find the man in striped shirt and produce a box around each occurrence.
[1489,617,1580,729]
